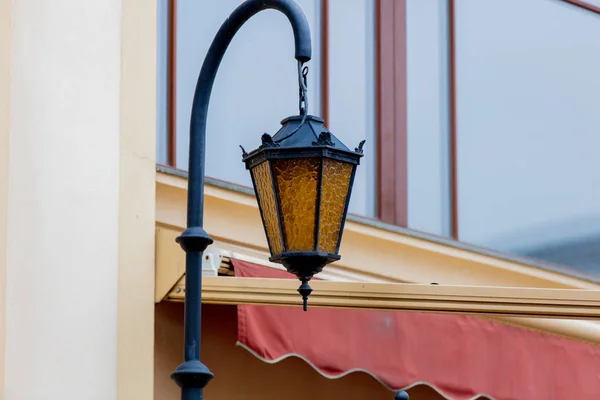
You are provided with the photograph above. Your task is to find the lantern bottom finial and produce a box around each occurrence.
[297,279,312,311]
[269,251,340,311]
[270,251,339,279]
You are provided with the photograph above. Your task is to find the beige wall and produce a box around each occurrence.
[155,302,452,400]
[117,0,157,398]
[0,0,156,398]
[6,1,122,397]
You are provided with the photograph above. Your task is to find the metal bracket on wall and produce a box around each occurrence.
[202,247,222,277]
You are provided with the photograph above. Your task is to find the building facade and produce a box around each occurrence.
[2,0,600,399]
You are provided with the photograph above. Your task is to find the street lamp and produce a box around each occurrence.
[171,1,407,399]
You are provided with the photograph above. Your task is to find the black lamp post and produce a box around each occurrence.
[171,1,408,399]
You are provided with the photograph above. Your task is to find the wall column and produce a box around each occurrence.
[0,0,12,395]
[0,1,156,398]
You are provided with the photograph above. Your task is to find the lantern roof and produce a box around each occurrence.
[241,114,365,169]
[272,115,352,150]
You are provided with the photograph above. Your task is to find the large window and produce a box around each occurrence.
[455,0,600,274]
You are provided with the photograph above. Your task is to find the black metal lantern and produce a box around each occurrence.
[241,99,364,310]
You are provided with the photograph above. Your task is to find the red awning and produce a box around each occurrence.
[233,259,600,400]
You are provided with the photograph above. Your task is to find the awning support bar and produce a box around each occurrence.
[169,276,600,321]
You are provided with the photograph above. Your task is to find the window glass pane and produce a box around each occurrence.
[456,0,600,274]
[406,0,451,236]
[156,0,169,165]
[175,0,321,189]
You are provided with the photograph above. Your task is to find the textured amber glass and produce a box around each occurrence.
[251,161,284,254]
[317,159,353,253]
[272,157,320,251]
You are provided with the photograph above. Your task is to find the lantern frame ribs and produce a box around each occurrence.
[242,115,364,309]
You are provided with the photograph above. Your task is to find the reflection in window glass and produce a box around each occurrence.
[455,0,600,274]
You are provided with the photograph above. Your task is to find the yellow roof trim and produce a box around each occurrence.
[155,169,600,344]
[156,169,599,288]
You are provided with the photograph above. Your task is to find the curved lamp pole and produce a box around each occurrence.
[172,1,312,398]
[172,1,407,399]
[171,1,311,398]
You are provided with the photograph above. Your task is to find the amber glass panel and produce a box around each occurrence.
[251,161,283,254]
[318,159,353,253]
[272,157,320,251]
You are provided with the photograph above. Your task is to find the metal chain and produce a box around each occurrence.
[298,63,309,116]
[274,60,309,143]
